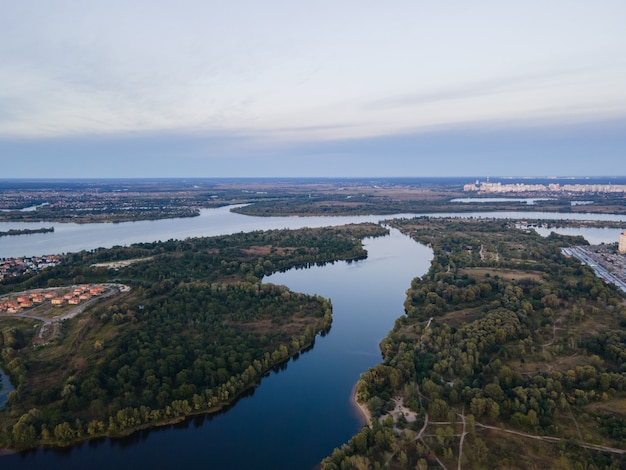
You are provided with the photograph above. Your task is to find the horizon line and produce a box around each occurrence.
[1,176,625,181]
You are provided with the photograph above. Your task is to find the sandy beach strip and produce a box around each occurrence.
[351,386,372,427]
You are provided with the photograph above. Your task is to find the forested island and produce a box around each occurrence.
[0,223,387,450]
[322,218,626,469]
[230,191,626,218]
[0,227,54,238]
[519,220,626,230]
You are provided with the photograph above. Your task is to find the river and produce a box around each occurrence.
[1,207,625,259]
[0,367,14,411]
[1,208,625,469]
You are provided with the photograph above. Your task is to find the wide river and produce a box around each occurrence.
[1,208,625,469]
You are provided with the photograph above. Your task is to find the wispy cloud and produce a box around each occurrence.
[1,1,626,178]
[365,65,619,110]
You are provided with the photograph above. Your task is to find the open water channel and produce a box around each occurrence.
[1,207,625,469]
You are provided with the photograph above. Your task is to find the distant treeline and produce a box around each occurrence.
[0,227,54,237]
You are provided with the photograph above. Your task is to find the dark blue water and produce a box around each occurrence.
[0,367,14,411]
[1,228,432,469]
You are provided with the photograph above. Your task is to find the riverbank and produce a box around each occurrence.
[351,387,371,427]
[0,321,327,453]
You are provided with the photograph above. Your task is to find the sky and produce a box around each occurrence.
[1,1,625,178]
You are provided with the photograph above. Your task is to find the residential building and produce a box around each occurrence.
[619,231,626,254]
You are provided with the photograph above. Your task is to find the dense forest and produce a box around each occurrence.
[323,218,626,469]
[0,223,387,449]
[230,194,569,217]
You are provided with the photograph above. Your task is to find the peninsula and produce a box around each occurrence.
[0,223,386,450]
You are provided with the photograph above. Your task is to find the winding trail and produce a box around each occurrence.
[475,422,626,455]
[376,312,625,467]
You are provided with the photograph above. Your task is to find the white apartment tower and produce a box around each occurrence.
[619,231,626,254]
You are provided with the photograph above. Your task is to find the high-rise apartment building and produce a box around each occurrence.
[619,231,626,254]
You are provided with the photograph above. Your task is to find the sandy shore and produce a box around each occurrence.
[351,386,372,427]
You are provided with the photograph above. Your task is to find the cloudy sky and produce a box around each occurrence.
[1,1,625,178]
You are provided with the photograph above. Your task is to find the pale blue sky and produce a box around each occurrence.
[1,1,625,177]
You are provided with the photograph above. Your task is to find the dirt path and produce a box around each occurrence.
[476,422,626,455]
[457,407,467,470]
[542,314,565,347]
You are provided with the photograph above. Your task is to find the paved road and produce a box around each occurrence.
[563,247,626,293]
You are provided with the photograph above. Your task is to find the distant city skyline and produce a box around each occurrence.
[1,2,625,177]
